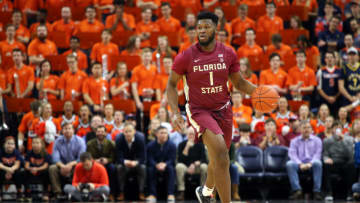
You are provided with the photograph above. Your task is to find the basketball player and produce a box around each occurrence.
[166,12,257,203]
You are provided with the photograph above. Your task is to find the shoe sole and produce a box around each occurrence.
[195,187,202,203]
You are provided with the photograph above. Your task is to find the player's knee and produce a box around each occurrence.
[215,148,230,168]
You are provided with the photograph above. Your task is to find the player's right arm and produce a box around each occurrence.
[166,70,183,130]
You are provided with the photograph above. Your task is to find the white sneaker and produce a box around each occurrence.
[325,195,334,201]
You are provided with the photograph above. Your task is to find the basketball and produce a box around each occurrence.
[251,86,280,113]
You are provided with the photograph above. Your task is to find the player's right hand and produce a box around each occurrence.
[172,113,185,132]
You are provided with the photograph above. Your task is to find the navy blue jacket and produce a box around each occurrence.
[116,133,146,165]
[146,139,176,168]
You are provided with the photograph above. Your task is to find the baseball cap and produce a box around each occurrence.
[347,47,358,55]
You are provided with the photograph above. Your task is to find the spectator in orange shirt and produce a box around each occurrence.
[51,6,76,50]
[90,29,120,79]
[290,15,305,30]
[310,104,329,134]
[176,0,202,17]
[110,62,130,100]
[157,2,181,33]
[29,9,51,39]
[57,101,79,127]
[265,34,295,72]
[0,24,26,58]
[179,13,196,43]
[28,25,58,68]
[259,53,288,95]
[62,36,88,70]
[106,0,135,32]
[74,6,104,35]
[94,0,115,22]
[36,60,59,100]
[83,62,109,113]
[7,49,35,98]
[14,0,44,26]
[136,0,160,10]
[0,57,11,96]
[0,0,13,12]
[217,30,235,52]
[153,36,176,72]
[136,8,160,48]
[59,54,88,100]
[256,2,284,34]
[241,0,265,6]
[131,48,157,111]
[287,50,317,101]
[239,58,258,86]
[237,28,263,61]
[269,0,289,6]
[292,0,318,17]
[232,91,253,128]
[154,56,172,101]
[179,26,197,53]
[104,103,114,133]
[230,4,256,47]
[214,7,232,41]
[110,110,124,140]
[74,105,92,137]
[120,35,142,56]
[11,10,30,44]
[294,35,320,70]
[271,97,296,129]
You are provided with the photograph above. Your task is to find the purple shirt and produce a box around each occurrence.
[172,42,240,110]
[288,134,322,164]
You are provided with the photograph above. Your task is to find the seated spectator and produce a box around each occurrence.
[157,2,181,33]
[230,4,255,46]
[316,51,341,115]
[232,91,252,127]
[155,107,172,132]
[105,0,135,32]
[294,35,320,70]
[323,121,355,201]
[59,54,88,101]
[152,36,176,72]
[169,117,187,147]
[87,125,116,200]
[256,2,284,34]
[338,107,351,132]
[250,110,268,133]
[340,34,358,62]
[57,101,79,127]
[28,25,58,68]
[104,104,114,134]
[154,56,172,101]
[24,137,51,201]
[146,126,176,201]
[259,53,288,95]
[13,0,43,26]
[179,26,197,53]
[289,15,304,30]
[82,63,109,113]
[109,110,125,141]
[136,8,160,48]
[179,13,196,43]
[120,35,142,56]
[0,136,23,200]
[287,50,317,101]
[214,7,231,40]
[311,104,330,134]
[73,105,92,138]
[17,100,42,153]
[286,121,323,200]
[29,9,51,39]
[110,62,130,100]
[317,116,334,140]
[175,127,208,201]
[7,49,34,98]
[271,97,296,128]
[62,37,88,70]
[318,16,344,54]
[124,114,145,140]
[73,6,104,35]
[315,2,342,36]
[51,7,76,50]
[0,24,26,58]
[11,10,30,44]
[241,0,265,6]
[116,123,146,201]
[49,123,86,198]
[291,0,318,17]
[64,152,109,201]
[282,116,301,146]
[36,60,59,100]
[83,115,103,143]
[236,58,258,93]
[236,28,263,62]
[298,104,311,122]
[265,34,294,71]
[254,118,285,150]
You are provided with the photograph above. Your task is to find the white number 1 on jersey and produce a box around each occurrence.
[209,72,214,86]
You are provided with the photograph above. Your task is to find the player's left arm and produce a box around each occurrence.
[229,72,257,95]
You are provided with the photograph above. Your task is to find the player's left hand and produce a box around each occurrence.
[172,113,185,132]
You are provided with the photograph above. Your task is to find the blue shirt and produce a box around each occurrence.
[52,135,86,164]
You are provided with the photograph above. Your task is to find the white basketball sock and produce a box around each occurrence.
[202,185,214,196]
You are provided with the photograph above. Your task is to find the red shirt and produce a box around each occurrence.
[72,161,109,188]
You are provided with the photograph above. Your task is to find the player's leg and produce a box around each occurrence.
[202,129,231,203]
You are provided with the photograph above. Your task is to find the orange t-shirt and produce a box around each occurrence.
[0,0,13,11]
[265,43,294,71]
[286,65,317,94]
[14,0,44,12]
[73,120,91,137]
[152,50,176,73]
[35,75,59,100]
[237,43,263,59]
[30,117,60,154]
[0,40,26,58]
[175,0,202,16]
[179,41,196,53]
[82,76,109,105]
[259,68,288,88]
[239,0,265,6]
[7,65,35,97]
[270,0,289,6]
[18,111,35,134]
[130,64,157,96]
[105,13,136,32]
[157,16,181,33]
[153,73,169,93]
[256,15,284,34]
[58,70,88,100]
[230,17,256,36]
[109,77,130,100]
[94,0,114,14]
[15,25,30,42]
[0,68,7,90]
[29,22,52,38]
[293,46,320,71]
[90,42,120,71]
[136,21,160,48]
[233,105,253,128]
[292,0,318,12]
[120,49,142,57]
[74,19,104,35]
[62,49,88,70]
[27,38,58,60]
[51,19,76,48]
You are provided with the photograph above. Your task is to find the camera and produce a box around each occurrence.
[79,183,91,201]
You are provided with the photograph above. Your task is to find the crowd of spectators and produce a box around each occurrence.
[1,0,360,202]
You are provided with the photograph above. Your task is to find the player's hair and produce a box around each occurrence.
[197,11,219,26]
[271,34,282,43]
[80,152,93,162]
[161,2,171,8]
[295,49,306,57]
[85,5,96,12]
[238,4,248,11]
[269,52,281,61]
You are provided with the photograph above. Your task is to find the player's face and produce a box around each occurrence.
[196,19,216,47]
